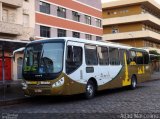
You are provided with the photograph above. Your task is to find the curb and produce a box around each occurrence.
[0,97,31,106]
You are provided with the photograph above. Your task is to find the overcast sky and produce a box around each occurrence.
[101,0,160,4]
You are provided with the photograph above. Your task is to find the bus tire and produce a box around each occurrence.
[85,80,96,99]
[130,76,137,90]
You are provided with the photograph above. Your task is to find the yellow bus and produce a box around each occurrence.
[22,37,150,99]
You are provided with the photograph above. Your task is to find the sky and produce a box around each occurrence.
[101,0,160,4]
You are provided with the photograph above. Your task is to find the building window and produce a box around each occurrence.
[72,32,80,38]
[96,36,102,41]
[57,7,66,18]
[2,9,8,22]
[40,26,50,38]
[112,26,119,33]
[107,12,111,15]
[85,15,91,25]
[95,19,101,27]
[85,34,92,40]
[40,1,50,14]
[72,11,80,22]
[58,29,66,37]
[23,14,29,27]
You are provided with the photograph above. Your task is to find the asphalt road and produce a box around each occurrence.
[1,79,160,119]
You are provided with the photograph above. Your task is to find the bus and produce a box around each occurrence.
[22,37,150,99]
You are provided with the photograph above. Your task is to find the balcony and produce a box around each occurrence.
[103,30,160,41]
[0,21,22,35]
[103,13,160,27]
[0,0,22,7]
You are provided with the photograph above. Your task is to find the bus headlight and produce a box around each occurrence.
[52,77,64,88]
[22,81,28,90]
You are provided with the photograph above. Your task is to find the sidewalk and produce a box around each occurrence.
[0,81,29,106]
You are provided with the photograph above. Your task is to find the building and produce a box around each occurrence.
[102,0,160,53]
[0,0,35,40]
[0,0,35,82]
[35,0,103,41]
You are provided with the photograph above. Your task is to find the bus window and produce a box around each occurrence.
[144,52,149,64]
[129,50,136,64]
[109,48,120,65]
[119,49,128,65]
[97,46,109,65]
[85,45,98,65]
[66,46,82,74]
[136,51,143,64]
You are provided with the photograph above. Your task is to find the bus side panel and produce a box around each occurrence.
[98,66,125,90]
[63,74,86,95]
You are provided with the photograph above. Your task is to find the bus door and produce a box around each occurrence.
[5,58,12,80]
[66,41,84,83]
[0,57,11,81]
[84,45,100,83]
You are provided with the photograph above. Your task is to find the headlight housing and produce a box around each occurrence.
[52,77,64,88]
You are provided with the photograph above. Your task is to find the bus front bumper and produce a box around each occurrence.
[23,86,64,96]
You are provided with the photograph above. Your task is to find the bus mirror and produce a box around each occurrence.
[12,47,25,62]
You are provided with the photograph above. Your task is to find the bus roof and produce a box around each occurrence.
[28,37,147,52]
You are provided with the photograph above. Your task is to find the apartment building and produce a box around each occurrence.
[35,0,103,41]
[0,0,35,82]
[102,0,160,53]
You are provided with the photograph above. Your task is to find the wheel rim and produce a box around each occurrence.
[87,84,94,96]
[132,79,136,88]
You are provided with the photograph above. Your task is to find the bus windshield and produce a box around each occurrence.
[23,42,64,74]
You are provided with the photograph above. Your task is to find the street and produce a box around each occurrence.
[1,79,160,119]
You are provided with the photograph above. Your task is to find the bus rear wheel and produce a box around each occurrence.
[85,80,96,99]
[130,76,137,90]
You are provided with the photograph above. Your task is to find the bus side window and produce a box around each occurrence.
[109,47,120,65]
[136,51,143,64]
[144,52,149,64]
[85,45,98,65]
[119,49,128,65]
[97,46,109,65]
[129,50,136,64]
[66,46,83,74]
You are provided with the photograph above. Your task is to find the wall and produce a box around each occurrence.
[35,0,102,40]
[17,0,35,40]
[0,0,35,40]
[103,22,143,34]
[111,39,144,47]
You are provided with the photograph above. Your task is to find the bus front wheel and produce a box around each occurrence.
[130,76,137,90]
[85,80,96,99]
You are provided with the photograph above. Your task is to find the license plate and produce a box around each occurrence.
[34,89,42,93]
